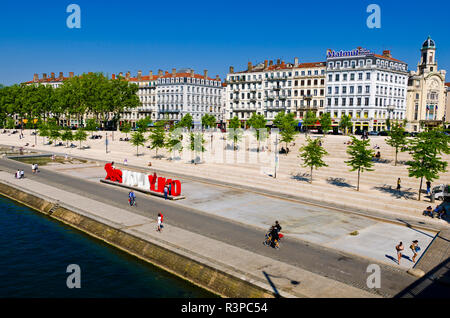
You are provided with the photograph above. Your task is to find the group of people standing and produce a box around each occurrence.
[14,169,24,179]
[395,240,420,265]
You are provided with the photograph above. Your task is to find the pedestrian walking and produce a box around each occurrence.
[426,180,431,196]
[164,185,168,200]
[31,163,36,174]
[395,242,404,265]
[410,240,420,263]
[124,158,128,166]
[157,213,163,232]
[20,170,24,179]
[396,178,401,192]
[168,182,172,196]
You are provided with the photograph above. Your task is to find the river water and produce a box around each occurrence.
[0,195,215,298]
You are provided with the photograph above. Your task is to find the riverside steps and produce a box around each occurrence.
[0,171,379,298]
[1,131,448,226]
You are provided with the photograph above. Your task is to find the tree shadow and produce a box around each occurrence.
[373,184,417,200]
[151,154,165,160]
[262,271,300,298]
[326,177,354,188]
[372,158,392,164]
[291,172,310,182]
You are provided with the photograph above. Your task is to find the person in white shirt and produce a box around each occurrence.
[20,170,24,179]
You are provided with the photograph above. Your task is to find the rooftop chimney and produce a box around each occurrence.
[264,60,268,69]
[216,75,220,80]
[158,69,163,76]
[294,57,299,66]
[112,74,116,80]
[69,72,74,78]
[43,73,47,80]
[125,71,130,79]
[229,66,234,74]
[149,70,153,78]
[383,50,392,58]
[190,69,195,77]
[247,62,253,71]
[51,72,55,79]
[137,70,142,80]
[204,69,208,79]
[119,72,123,77]
[277,59,280,65]
[33,74,39,82]
[269,60,273,66]
[172,68,176,76]
[59,72,63,79]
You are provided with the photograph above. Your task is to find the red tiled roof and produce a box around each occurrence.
[158,72,221,81]
[373,54,404,63]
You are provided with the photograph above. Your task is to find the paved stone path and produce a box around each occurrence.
[0,158,420,297]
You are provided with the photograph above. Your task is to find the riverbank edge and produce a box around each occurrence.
[0,181,274,298]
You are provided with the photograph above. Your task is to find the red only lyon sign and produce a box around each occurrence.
[104,163,181,196]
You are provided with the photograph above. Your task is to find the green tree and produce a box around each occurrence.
[299,137,329,183]
[166,127,183,156]
[406,129,450,200]
[339,114,353,135]
[178,113,193,130]
[61,128,73,147]
[190,132,206,163]
[120,121,132,138]
[49,124,61,145]
[303,111,317,135]
[319,113,332,135]
[136,116,152,133]
[85,118,99,137]
[38,122,50,144]
[279,112,298,152]
[73,128,88,149]
[130,131,146,156]
[247,113,267,152]
[386,118,391,132]
[148,121,166,157]
[386,123,408,166]
[228,116,243,151]
[201,114,216,129]
[345,136,375,191]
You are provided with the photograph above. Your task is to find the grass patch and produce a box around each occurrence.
[12,156,88,166]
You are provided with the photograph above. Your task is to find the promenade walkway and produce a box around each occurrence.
[1,131,448,226]
[0,170,377,298]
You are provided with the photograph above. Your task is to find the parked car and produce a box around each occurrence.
[431,184,450,203]
[368,131,379,136]
[378,131,389,136]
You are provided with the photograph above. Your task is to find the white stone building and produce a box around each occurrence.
[225,59,326,125]
[406,37,447,132]
[325,47,408,132]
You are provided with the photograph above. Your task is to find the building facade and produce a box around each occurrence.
[225,58,326,125]
[406,37,447,132]
[325,47,408,133]
[24,69,224,129]
[445,83,450,124]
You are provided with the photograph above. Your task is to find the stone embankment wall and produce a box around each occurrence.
[0,181,273,298]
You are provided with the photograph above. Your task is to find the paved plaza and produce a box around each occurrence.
[51,163,436,269]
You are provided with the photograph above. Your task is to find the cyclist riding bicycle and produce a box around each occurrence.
[128,191,136,206]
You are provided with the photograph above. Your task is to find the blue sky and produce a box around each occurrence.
[0,0,449,85]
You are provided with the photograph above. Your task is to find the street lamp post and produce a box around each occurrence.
[105,132,109,153]
[274,133,279,178]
